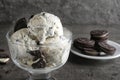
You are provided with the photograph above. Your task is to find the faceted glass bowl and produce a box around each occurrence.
[6,27,72,80]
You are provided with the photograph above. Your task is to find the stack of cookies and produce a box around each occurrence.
[73,30,116,56]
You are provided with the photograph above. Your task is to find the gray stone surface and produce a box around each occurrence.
[1,23,120,80]
[1,0,120,25]
[0,0,10,22]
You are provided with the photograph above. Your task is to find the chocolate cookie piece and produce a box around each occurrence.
[29,50,46,68]
[0,53,9,64]
[29,50,44,58]
[98,42,116,55]
[90,30,109,41]
[32,58,46,68]
[83,48,99,56]
[14,18,27,32]
[73,38,95,48]
[29,15,34,19]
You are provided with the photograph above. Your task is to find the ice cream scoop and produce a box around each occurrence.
[27,12,63,44]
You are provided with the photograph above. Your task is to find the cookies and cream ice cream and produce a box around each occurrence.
[27,12,63,44]
[9,12,72,69]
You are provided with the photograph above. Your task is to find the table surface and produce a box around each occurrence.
[1,23,120,80]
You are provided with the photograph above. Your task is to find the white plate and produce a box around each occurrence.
[71,40,120,60]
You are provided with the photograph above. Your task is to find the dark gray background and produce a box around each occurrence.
[1,0,120,80]
[1,0,120,25]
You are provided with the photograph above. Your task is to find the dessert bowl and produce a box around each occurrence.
[6,27,72,80]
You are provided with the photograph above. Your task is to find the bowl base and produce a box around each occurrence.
[28,77,56,80]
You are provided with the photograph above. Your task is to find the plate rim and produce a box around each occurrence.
[71,40,120,60]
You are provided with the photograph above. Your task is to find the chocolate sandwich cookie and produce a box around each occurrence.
[14,18,27,32]
[0,53,9,64]
[83,48,99,56]
[98,42,116,55]
[90,30,109,42]
[73,38,95,48]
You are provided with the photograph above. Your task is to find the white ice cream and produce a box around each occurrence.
[11,28,39,51]
[27,12,63,44]
[10,12,72,68]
